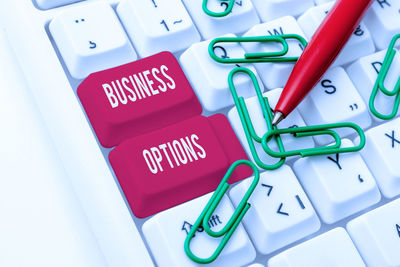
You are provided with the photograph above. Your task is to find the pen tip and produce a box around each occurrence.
[272,111,285,126]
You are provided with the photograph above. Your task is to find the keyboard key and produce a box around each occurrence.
[230,165,320,254]
[34,0,82,10]
[293,139,381,224]
[268,228,366,267]
[242,16,307,89]
[49,2,136,79]
[117,0,200,57]
[109,114,251,218]
[298,1,375,66]
[142,192,256,267]
[355,118,400,198]
[251,0,314,22]
[297,67,371,144]
[180,34,262,112]
[347,49,400,121]
[347,199,400,267]
[182,0,259,39]
[364,0,400,50]
[228,88,314,167]
[77,52,201,148]
[314,0,335,4]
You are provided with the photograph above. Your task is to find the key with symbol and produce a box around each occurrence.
[298,1,375,66]
[355,117,400,198]
[364,0,400,50]
[241,16,308,89]
[347,49,400,122]
[142,192,256,267]
[49,2,137,79]
[230,165,320,254]
[347,198,400,267]
[182,0,259,39]
[297,67,371,144]
[117,0,200,57]
[180,34,262,112]
[293,139,381,224]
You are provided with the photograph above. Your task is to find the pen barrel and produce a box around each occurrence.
[276,0,374,116]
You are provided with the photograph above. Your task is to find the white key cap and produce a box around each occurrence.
[246,264,265,267]
[250,0,314,22]
[49,2,136,79]
[228,88,314,168]
[268,228,366,267]
[347,49,400,121]
[180,34,262,111]
[298,1,375,66]
[142,192,256,267]
[34,0,82,10]
[117,0,200,57]
[293,139,381,224]
[314,0,335,4]
[242,16,307,89]
[364,0,400,50]
[355,118,400,198]
[182,0,259,39]
[297,67,371,144]
[230,165,320,254]
[347,199,400,267]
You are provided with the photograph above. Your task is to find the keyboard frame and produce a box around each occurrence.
[0,1,155,266]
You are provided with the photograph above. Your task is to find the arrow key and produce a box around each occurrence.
[230,165,320,254]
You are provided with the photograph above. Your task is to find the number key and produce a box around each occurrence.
[182,0,259,39]
[117,0,200,57]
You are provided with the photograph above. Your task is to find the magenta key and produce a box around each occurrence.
[77,52,202,148]
[109,114,251,218]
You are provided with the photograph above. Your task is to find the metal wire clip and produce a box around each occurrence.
[184,160,259,264]
[202,0,234,17]
[369,34,400,120]
[209,34,308,64]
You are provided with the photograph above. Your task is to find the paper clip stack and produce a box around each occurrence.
[369,34,400,120]
[184,34,366,264]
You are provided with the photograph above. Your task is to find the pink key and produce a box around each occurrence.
[109,114,251,218]
[77,52,202,148]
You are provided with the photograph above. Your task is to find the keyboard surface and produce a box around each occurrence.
[2,0,400,266]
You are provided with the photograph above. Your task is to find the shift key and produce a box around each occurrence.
[109,114,251,218]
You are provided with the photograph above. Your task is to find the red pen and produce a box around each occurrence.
[272,0,374,125]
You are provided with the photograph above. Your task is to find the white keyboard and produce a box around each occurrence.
[1,0,400,266]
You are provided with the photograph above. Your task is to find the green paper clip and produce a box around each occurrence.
[184,160,259,264]
[261,122,366,158]
[228,67,286,170]
[369,34,400,120]
[209,34,308,64]
[203,0,234,17]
